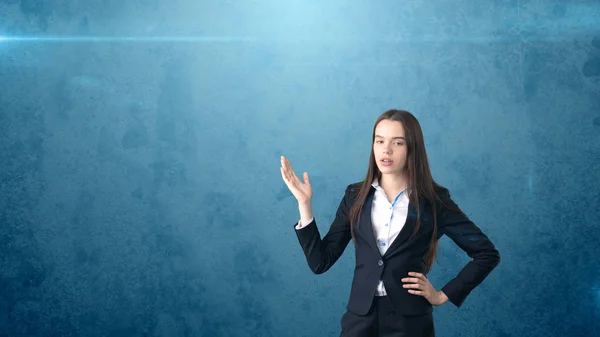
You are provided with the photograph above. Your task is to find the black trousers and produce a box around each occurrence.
[340,296,435,337]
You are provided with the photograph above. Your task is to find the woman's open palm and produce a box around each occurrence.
[280,156,312,203]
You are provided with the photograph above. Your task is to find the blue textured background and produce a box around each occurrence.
[1,1,599,336]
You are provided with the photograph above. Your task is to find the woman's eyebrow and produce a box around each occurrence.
[375,135,405,140]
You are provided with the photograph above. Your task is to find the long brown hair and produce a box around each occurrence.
[348,109,457,273]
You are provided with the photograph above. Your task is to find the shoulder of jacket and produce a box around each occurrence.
[433,185,450,199]
[347,181,363,193]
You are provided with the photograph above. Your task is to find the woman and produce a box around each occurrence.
[280,109,500,337]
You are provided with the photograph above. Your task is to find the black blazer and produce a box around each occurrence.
[294,182,500,316]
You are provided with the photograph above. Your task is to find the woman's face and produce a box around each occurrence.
[373,119,408,175]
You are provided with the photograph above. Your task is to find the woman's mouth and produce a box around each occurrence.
[380,159,394,167]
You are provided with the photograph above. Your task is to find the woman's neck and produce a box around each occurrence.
[379,173,408,195]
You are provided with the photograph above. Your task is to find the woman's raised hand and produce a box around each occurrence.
[280,156,312,204]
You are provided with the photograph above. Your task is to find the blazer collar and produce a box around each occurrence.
[356,186,426,258]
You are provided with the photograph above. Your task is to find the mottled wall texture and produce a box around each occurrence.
[1,1,599,336]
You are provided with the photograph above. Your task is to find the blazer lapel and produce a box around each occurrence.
[383,197,426,258]
[356,188,381,256]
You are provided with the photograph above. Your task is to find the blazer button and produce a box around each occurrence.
[378,260,384,267]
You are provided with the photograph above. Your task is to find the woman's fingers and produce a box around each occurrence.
[280,166,288,183]
[402,281,423,288]
[401,277,420,283]
[281,157,302,193]
[280,156,312,203]
[401,275,426,290]
[281,156,299,183]
[280,156,290,178]
[403,283,422,289]
[280,157,291,180]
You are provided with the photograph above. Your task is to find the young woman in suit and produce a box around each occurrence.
[280,109,500,337]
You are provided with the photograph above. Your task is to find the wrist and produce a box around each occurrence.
[437,290,449,305]
[298,200,313,224]
[298,201,312,212]
[298,199,311,206]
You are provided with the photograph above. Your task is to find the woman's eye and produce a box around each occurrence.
[375,140,403,145]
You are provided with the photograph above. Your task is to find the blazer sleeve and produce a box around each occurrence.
[293,185,353,274]
[437,188,501,308]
